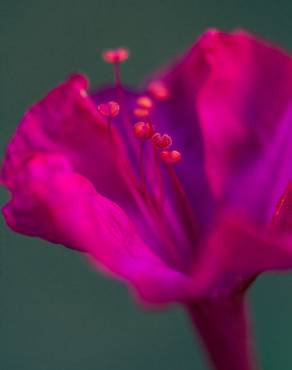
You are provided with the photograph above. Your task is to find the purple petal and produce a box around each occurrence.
[153,29,292,226]
[1,74,142,218]
[2,152,197,304]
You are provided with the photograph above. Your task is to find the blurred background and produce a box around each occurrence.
[1,0,292,369]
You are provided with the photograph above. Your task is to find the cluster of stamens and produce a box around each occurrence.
[97,47,184,207]
[95,48,196,270]
[98,47,181,168]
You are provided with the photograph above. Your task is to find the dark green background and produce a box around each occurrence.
[1,1,292,369]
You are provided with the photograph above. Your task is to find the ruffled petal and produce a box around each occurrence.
[197,30,292,225]
[2,152,196,304]
[1,74,140,215]
[155,30,292,226]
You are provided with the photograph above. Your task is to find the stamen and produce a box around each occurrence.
[148,81,170,101]
[97,101,120,135]
[97,101,120,118]
[133,96,154,119]
[152,145,165,207]
[133,122,154,140]
[152,133,173,150]
[161,153,198,249]
[102,48,129,64]
[133,108,151,119]
[160,150,182,164]
[136,96,154,109]
[138,140,147,197]
[102,48,128,89]
[132,122,154,200]
[102,47,135,152]
[151,134,173,207]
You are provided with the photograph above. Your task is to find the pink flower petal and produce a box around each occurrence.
[197,31,292,225]
[2,152,197,304]
[156,29,292,226]
[1,74,140,217]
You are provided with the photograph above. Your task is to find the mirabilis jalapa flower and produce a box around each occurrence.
[2,29,292,370]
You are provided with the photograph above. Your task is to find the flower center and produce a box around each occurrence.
[96,47,198,271]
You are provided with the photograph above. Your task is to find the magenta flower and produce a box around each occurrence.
[2,29,292,370]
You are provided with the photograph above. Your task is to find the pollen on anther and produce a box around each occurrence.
[133,122,154,140]
[97,101,120,118]
[136,96,154,109]
[133,108,151,119]
[160,150,182,164]
[148,81,170,100]
[102,48,129,64]
[152,133,172,150]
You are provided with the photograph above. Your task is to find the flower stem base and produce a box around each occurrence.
[186,294,259,370]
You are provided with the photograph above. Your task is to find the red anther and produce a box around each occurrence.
[136,96,154,109]
[152,133,172,150]
[148,81,170,100]
[160,150,182,164]
[102,48,129,64]
[133,122,154,140]
[133,108,151,119]
[97,101,120,118]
